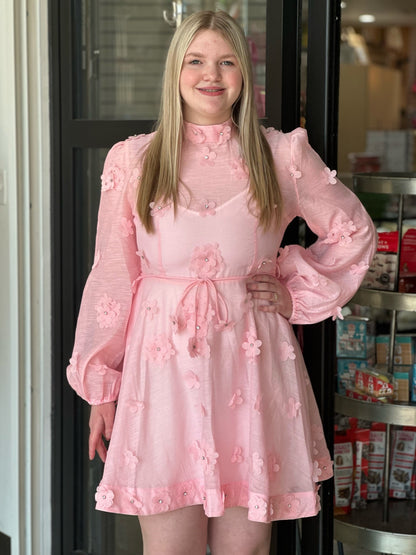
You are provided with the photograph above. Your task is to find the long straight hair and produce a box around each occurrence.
[137,10,282,232]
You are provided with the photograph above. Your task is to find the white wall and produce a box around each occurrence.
[0,1,51,554]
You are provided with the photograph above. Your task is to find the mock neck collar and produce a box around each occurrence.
[183,119,234,145]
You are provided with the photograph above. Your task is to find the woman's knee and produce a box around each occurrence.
[139,505,208,555]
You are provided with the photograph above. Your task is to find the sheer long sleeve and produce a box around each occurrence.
[275,128,377,325]
[67,138,146,404]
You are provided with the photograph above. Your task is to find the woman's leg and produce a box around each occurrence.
[207,507,272,555]
[139,505,208,555]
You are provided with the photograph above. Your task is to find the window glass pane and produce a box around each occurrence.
[73,0,267,120]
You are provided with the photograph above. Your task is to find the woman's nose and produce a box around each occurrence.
[203,63,221,81]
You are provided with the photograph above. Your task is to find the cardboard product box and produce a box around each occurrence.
[366,130,415,172]
[399,229,416,293]
[393,369,410,402]
[355,367,394,398]
[336,316,376,359]
[337,358,374,395]
[376,335,415,366]
[368,426,387,500]
[389,429,416,499]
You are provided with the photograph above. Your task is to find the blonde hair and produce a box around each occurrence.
[137,10,282,232]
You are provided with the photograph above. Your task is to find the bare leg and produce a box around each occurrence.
[208,507,272,555]
[139,505,208,555]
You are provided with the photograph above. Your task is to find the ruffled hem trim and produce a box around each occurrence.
[95,476,332,523]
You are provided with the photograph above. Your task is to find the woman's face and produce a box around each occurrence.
[179,29,243,125]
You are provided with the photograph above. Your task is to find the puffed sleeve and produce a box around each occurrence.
[276,128,377,324]
[66,138,144,404]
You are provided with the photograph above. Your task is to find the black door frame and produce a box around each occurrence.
[50,1,340,553]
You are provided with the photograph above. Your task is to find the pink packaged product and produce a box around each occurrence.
[389,429,416,499]
[367,424,386,500]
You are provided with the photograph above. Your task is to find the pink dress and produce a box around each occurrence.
[67,121,376,523]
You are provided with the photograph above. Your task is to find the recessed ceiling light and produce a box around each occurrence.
[359,14,376,23]
[340,1,347,8]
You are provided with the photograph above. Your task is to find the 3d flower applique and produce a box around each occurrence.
[188,127,206,144]
[350,260,369,275]
[253,394,263,414]
[312,460,322,482]
[90,363,109,376]
[95,485,115,509]
[186,316,208,338]
[169,314,179,334]
[283,494,301,517]
[152,491,172,513]
[312,424,325,442]
[149,201,170,217]
[184,370,200,390]
[128,167,141,187]
[286,397,301,419]
[127,488,144,513]
[142,299,159,320]
[217,125,231,144]
[252,452,264,476]
[198,199,217,217]
[68,351,79,374]
[231,157,249,180]
[277,245,290,262]
[248,495,268,520]
[242,328,262,361]
[241,292,254,313]
[331,306,344,321]
[120,217,134,238]
[188,336,211,359]
[144,335,175,365]
[95,294,121,329]
[256,257,274,273]
[280,340,296,362]
[231,446,244,464]
[200,147,217,166]
[124,450,139,469]
[313,440,319,456]
[101,165,125,192]
[189,243,223,279]
[92,249,101,270]
[228,389,244,409]
[289,165,302,179]
[323,166,337,184]
[268,454,280,476]
[189,441,219,475]
[323,220,357,246]
[127,399,145,414]
[174,481,196,503]
[136,248,149,268]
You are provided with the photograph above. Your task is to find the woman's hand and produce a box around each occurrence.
[89,401,116,463]
[246,274,293,319]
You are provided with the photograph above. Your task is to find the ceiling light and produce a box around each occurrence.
[358,14,376,23]
[340,2,347,8]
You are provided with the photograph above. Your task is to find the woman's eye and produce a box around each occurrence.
[221,60,234,66]
[189,59,201,65]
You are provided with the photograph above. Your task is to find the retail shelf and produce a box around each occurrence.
[353,172,416,195]
[335,393,416,426]
[334,500,416,554]
[352,288,416,312]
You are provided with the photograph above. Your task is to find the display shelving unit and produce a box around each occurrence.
[334,172,416,554]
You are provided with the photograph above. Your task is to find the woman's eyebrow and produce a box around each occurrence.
[184,51,236,59]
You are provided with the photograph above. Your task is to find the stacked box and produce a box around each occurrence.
[362,232,398,291]
[336,316,376,360]
[376,335,415,366]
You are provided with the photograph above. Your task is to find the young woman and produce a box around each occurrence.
[67,10,376,555]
